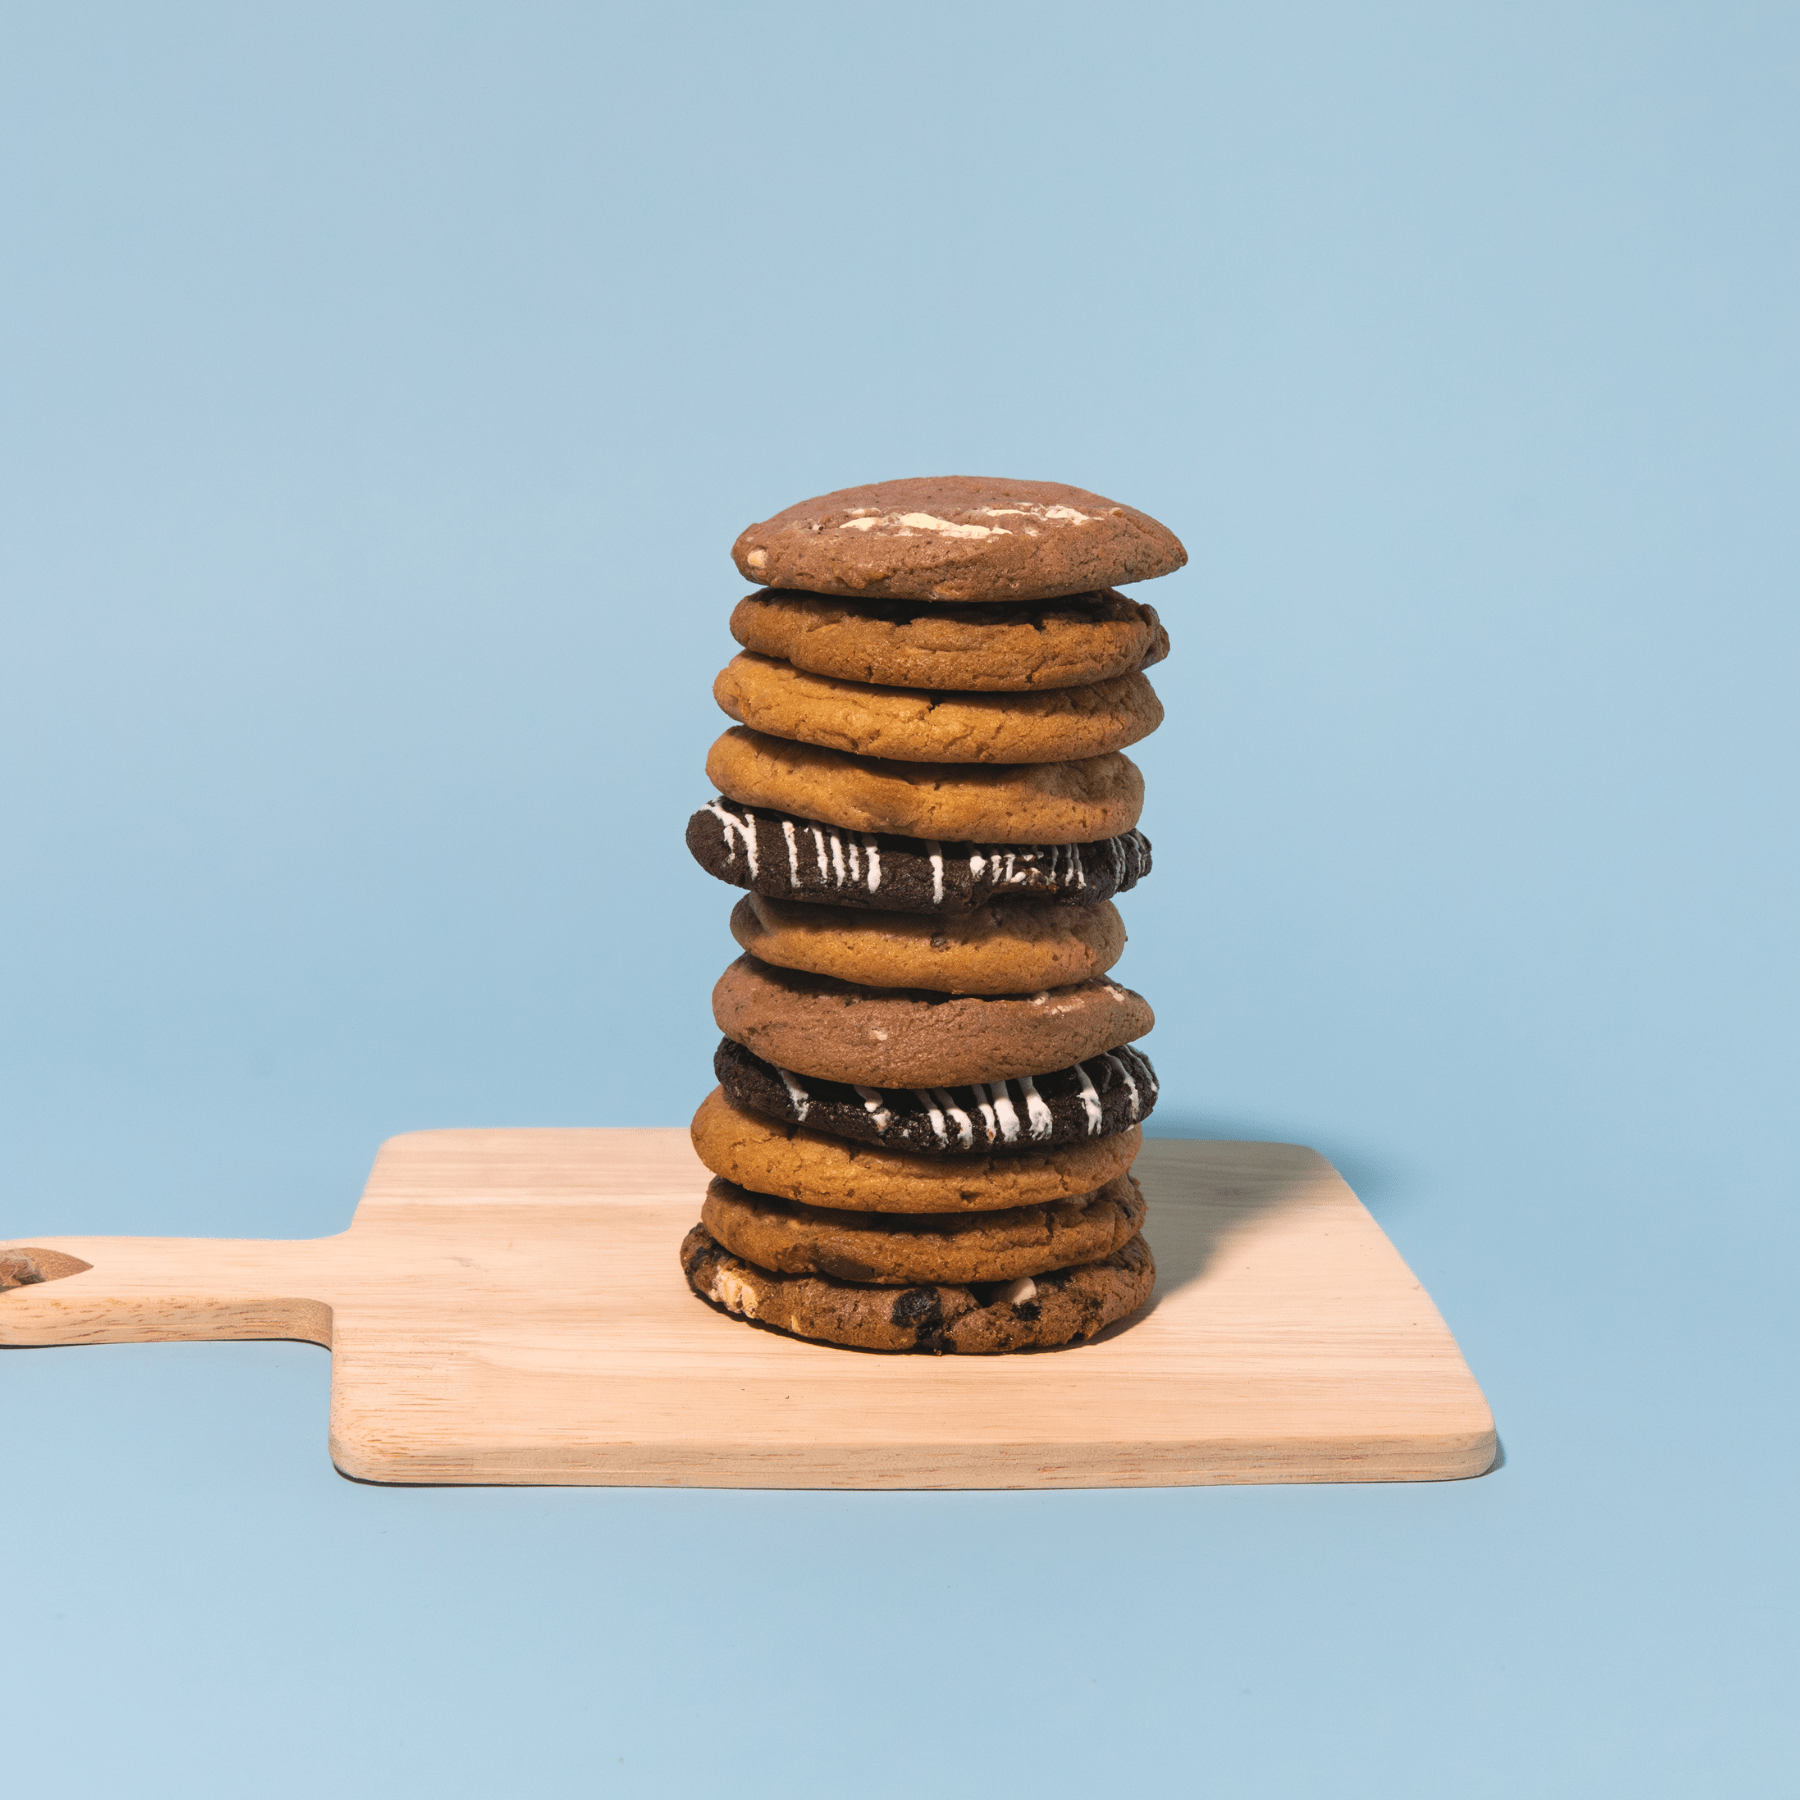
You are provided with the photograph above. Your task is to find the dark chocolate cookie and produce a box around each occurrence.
[685,798,1151,914]
[681,1223,1157,1353]
[714,1036,1159,1154]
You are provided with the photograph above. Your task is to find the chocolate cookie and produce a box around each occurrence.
[713,653,1163,765]
[687,799,1151,914]
[681,1224,1157,1353]
[700,1173,1146,1286]
[691,1088,1142,1213]
[728,893,1125,996]
[707,728,1144,844]
[731,477,1187,603]
[714,955,1155,1088]
[730,589,1170,692]
[713,1037,1160,1153]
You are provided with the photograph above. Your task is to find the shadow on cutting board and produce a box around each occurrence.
[1132,1138,1329,1306]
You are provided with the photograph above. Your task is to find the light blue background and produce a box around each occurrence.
[4,3,1795,1793]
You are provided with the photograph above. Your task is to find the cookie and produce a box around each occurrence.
[712,652,1163,767]
[681,1224,1157,1353]
[714,955,1154,1088]
[700,1173,1147,1286]
[728,893,1125,995]
[731,477,1187,603]
[713,1037,1160,1154]
[687,799,1151,914]
[730,589,1170,693]
[691,1088,1142,1212]
[707,728,1144,845]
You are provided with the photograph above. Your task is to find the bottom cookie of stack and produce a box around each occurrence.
[680,1161,1156,1354]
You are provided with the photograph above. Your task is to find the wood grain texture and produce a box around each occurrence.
[0,1131,1495,1489]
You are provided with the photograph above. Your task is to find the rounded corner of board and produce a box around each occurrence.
[328,1430,413,1486]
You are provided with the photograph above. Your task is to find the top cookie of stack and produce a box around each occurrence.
[682,476,1185,1355]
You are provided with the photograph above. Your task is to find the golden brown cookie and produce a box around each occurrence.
[706,728,1144,845]
[732,477,1186,603]
[690,1088,1142,1213]
[727,893,1126,996]
[681,1223,1157,1353]
[700,1173,1146,1285]
[713,955,1154,1088]
[712,653,1162,765]
[729,590,1170,692]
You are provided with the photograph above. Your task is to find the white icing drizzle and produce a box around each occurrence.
[774,1066,811,1121]
[863,835,881,892]
[1102,1052,1141,1119]
[853,1085,892,1132]
[932,1088,975,1149]
[1123,1043,1160,1096]
[986,1082,1022,1144]
[973,1087,998,1143]
[782,820,800,883]
[810,827,830,880]
[1068,841,1086,888]
[913,1089,948,1146]
[704,800,760,876]
[925,840,945,904]
[1072,1061,1103,1134]
[1017,1075,1054,1140]
[968,851,986,882]
[829,832,846,886]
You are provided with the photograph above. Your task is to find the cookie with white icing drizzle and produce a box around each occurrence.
[713,1037,1159,1155]
[699,1173,1146,1286]
[713,954,1154,1089]
[686,798,1150,914]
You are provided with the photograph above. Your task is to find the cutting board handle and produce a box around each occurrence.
[0,1234,338,1348]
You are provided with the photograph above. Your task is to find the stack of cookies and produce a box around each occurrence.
[680,476,1185,1354]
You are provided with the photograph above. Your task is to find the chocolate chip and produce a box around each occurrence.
[891,1286,944,1332]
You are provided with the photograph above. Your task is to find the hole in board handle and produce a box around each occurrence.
[0,1248,95,1290]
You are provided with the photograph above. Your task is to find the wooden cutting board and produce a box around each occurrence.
[0,1130,1494,1488]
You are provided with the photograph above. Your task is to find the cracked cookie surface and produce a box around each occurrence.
[713,954,1154,1088]
[699,1172,1146,1286]
[730,589,1170,692]
[681,1223,1157,1352]
[707,728,1143,844]
[690,1088,1141,1212]
[714,652,1163,765]
[728,892,1125,995]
